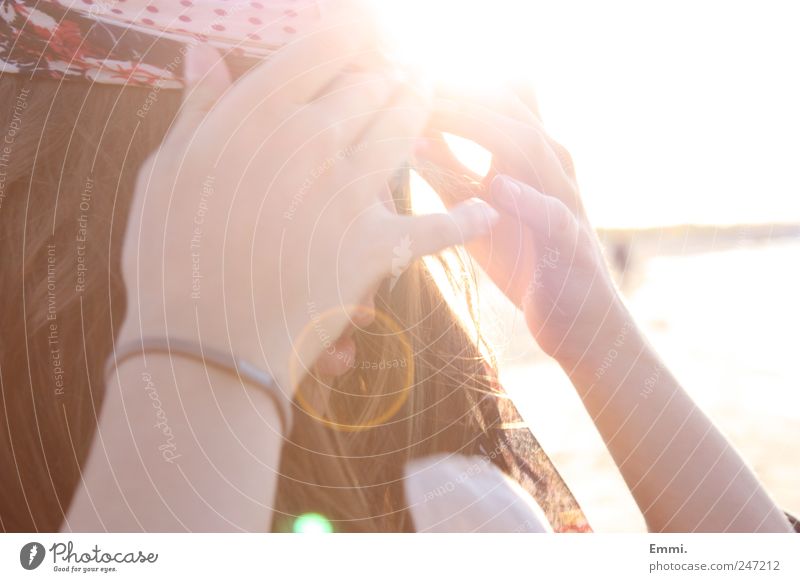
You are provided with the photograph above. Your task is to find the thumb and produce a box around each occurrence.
[173,43,232,137]
[396,198,500,259]
[490,174,577,240]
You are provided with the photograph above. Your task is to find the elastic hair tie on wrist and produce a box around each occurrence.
[106,337,293,436]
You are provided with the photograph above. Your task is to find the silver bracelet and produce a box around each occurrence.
[106,336,293,436]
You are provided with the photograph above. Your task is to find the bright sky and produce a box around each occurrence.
[375,0,800,228]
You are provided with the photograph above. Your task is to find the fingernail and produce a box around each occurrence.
[491,175,520,211]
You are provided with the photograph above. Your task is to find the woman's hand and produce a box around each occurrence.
[119,13,498,394]
[418,89,624,365]
[421,91,794,533]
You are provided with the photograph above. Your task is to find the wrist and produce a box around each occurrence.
[117,305,296,397]
[548,297,640,382]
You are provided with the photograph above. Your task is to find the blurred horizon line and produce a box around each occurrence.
[598,221,800,238]
[596,222,800,262]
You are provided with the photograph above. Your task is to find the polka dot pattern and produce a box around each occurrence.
[75,0,317,47]
[7,0,323,89]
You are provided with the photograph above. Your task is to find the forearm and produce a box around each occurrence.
[64,353,284,532]
[561,307,792,533]
[433,88,792,532]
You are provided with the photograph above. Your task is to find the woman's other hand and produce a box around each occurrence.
[419,88,624,366]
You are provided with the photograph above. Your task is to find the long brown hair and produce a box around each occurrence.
[0,74,582,533]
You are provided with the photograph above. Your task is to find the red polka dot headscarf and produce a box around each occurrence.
[0,0,322,87]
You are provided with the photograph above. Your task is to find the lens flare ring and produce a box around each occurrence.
[291,305,414,432]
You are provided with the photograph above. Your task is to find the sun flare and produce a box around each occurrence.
[372,0,533,89]
[370,0,800,229]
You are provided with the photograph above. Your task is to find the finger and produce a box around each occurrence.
[431,97,559,174]
[435,89,577,184]
[309,72,404,145]
[436,85,538,126]
[415,85,541,193]
[541,133,577,181]
[489,175,577,239]
[393,198,500,258]
[354,80,431,146]
[508,81,543,121]
[504,83,576,180]
[431,98,577,205]
[461,87,576,181]
[171,44,233,139]
[227,1,378,111]
[345,84,432,196]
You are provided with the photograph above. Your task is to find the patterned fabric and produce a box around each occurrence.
[786,511,800,533]
[478,371,592,533]
[0,0,320,87]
